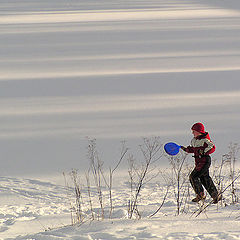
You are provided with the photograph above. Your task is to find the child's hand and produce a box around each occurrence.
[180,146,187,151]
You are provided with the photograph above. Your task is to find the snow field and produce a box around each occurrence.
[0,177,70,238]
[0,171,239,240]
[1,0,240,239]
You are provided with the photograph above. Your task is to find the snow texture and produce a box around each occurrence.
[0,0,240,239]
[0,174,240,239]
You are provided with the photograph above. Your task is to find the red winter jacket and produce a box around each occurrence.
[182,132,215,171]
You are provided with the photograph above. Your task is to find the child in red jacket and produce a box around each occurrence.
[181,122,221,203]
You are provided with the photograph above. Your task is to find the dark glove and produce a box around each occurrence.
[180,146,187,151]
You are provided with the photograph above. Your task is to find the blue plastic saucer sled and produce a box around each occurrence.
[164,142,181,156]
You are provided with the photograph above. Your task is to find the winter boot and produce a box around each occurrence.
[192,192,206,202]
[212,193,222,204]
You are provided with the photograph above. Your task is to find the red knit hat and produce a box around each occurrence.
[191,122,205,133]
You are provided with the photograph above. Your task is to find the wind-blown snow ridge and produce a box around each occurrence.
[2,67,240,81]
[0,90,239,140]
[1,8,239,24]
[0,90,239,116]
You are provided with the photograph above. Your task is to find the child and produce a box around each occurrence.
[181,122,221,203]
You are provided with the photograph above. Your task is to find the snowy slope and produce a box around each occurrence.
[0,176,70,238]
[1,174,240,240]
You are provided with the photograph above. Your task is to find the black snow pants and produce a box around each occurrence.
[189,155,218,198]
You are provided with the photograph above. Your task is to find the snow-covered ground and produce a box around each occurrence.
[1,0,240,239]
[1,171,240,240]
